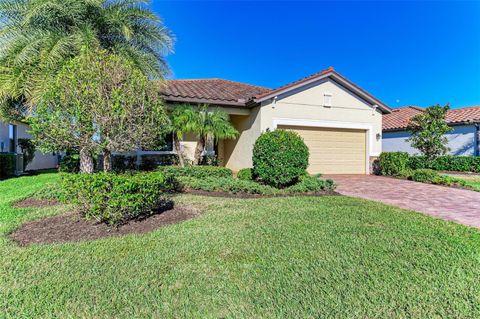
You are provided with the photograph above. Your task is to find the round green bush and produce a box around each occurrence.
[252,130,309,188]
[237,168,253,181]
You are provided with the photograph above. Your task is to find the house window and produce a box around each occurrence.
[323,93,332,107]
[8,124,16,153]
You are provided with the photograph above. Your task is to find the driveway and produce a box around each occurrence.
[324,174,480,228]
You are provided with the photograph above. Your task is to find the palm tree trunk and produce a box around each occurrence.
[103,149,112,172]
[174,136,185,167]
[193,136,205,165]
[79,148,94,174]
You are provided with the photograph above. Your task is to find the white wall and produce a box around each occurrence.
[382,125,478,156]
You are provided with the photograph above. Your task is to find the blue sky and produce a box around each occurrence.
[153,1,480,109]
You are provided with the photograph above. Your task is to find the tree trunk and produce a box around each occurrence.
[79,148,94,174]
[193,137,205,165]
[103,149,112,172]
[174,136,185,167]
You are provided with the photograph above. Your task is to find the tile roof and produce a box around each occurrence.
[159,79,271,106]
[383,105,480,131]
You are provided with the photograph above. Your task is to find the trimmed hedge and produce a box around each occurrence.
[0,153,15,178]
[157,165,233,179]
[408,155,480,172]
[410,169,466,187]
[378,152,411,176]
[237,168,253,181]
[61,172,175,226]
[253,130,309,188]
[379,152,480,174]
[178,174,336,196]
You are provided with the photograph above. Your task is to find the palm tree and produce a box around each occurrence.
[0,0,174,112]
[191,105,238,165]
[170,104,198,167]
[169,104,238,166]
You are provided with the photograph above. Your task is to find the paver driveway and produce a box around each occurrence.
[324,174,480,228]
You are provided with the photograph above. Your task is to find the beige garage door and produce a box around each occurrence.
[278,125,367,174]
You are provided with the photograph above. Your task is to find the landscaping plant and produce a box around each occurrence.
[237,168,253,181]
[158,165,233,179]
[17,138,35,171]
[407,104,452,161]
[378,152,411,177]
[0,0,174,116]
[252,130,309,188]
[30,51,169,173]
[0,153,15,178]
[61,172,176,226]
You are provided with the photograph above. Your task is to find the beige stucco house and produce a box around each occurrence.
[159,67,391,174]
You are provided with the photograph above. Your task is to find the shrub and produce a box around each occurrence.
[284,174,336,193]
[408,155,480,173]
[139,154,178,171]
[112,155,136,172]
[378,152,410,176]
[252,130,309,188]
[410,169,439,183]
[34,182,65,201]
[58,153,80,173]
[410,169,466,187]
[61,172,175,226]
[0,153,15,178]
[157,166,233,179]
[178,176,279,195]
[237,168,253,181]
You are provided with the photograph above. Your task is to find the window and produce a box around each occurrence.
[323,93,332,107]
[8,124,16,153]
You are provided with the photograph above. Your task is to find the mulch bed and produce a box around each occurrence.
[13,198,60,208]
[184,189,339,198]
[10,205,201,246]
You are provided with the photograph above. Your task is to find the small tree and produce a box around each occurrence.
[169,105,199,167]
[190,105,238,165]
[407,104,452,161]
[30,51,168,173]
[17,138,36,171]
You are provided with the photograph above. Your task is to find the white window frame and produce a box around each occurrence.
[323,92,332,107]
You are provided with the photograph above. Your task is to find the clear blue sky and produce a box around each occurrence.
[153,1,480,109]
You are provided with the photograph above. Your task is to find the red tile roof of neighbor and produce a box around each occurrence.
[383,106,480,131]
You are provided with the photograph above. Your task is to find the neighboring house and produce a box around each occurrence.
[382,106,480,156]
[0,120,58,171]
[158,67,391,174]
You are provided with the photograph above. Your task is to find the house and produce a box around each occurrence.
[0,120,58,171]
[158,67,391,174]
[382,106,480,156]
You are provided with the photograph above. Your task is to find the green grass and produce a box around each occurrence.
[1,174,480,318]
[443,173,480,192]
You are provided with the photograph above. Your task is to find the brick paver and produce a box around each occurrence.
[324,174,480,228]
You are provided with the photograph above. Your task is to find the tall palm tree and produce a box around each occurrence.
[0,0,174,113]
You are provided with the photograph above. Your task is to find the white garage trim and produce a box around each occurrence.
[272,118,373,174]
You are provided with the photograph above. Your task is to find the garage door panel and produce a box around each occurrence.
[278,125,367,174]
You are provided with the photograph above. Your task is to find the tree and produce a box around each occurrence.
[407,104,453,160]
[29,51,168,173]
[0,0,174,113]
[190,105,238,165]
[169,105,199,167]
[17,138,36,170]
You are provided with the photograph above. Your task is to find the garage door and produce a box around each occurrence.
[278,125,367,174]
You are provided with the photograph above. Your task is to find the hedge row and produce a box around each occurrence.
[0,153,15,178]
[379,152,480,175]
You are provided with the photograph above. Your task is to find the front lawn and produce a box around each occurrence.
[1,173,480,318]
